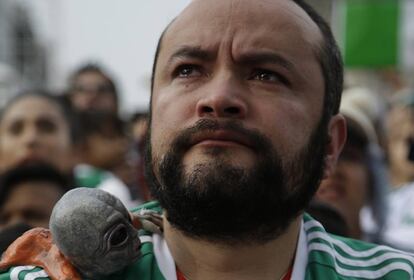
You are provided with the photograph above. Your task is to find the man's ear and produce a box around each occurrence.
[323,114,347,179]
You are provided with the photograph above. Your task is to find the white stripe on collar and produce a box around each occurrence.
[291,218,308,280]
[153,233,177,280]
[152,219,307,280]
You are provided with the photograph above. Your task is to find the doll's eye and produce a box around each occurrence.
[109,224,129,247]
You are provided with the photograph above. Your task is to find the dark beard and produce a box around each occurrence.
[145,118,329,245]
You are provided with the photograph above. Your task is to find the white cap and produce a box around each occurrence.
[340,87,381,144]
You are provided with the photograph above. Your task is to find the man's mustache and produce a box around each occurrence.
[169,118,272,155]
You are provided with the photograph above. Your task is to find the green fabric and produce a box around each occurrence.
[74,166,109,188]
[343,0,400,67]
[304,214,414,279]
[114,242,166,280]
[116,202,166,279]
[0,266,48,280]
[2,203,414,279]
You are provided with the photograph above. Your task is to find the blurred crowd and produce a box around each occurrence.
[2,60,414,256]
[309,71,414,252]
[0,63,150,253]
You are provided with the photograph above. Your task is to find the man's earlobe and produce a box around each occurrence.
[323,114,347,179]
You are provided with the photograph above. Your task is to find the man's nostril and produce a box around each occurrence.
[225,107,240,115]
[202,106,214,113]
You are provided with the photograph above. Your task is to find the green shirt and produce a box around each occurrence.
[1,201,414,280]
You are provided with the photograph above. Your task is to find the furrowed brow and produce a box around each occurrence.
[238,52,296,72]
[168,46,216,64]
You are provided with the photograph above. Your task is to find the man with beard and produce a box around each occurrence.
[1,0,414,279]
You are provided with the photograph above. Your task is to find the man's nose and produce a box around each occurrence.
[195,76,247,119]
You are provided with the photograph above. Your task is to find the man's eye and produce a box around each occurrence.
[250,69,290,85]
[173,65,202,78]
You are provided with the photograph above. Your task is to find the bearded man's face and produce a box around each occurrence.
[146,0,337,244]
[146,118,328,244]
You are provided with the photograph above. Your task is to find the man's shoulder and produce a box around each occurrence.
[0,201,165,280]
[304,214,414,279]
[0,238,165,280]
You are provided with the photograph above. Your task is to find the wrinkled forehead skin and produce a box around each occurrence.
[152,0,324,97]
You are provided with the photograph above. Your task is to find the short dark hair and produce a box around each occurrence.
[150,0,343,119]
[0,163,72,208]
[0,90,80,144]
[68,63,119,107]
[292,0,343,118]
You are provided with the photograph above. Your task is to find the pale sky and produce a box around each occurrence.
[19,0,192,114]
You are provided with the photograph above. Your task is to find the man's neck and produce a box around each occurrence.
[163,216,302,280]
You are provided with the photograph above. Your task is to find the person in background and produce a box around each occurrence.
[0,163,71,253]
[0,91,78,177]
[386,91,414,188]
[66,63,119,115]
[314,87,389,242]
[381,89,414,252]
[73,111,138,208]
[130,112,148,145]
[306,200,349,236]
[129,112,151,201]
[340,87,388,150]
[0,90,136,210]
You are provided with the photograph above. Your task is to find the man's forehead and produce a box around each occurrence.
[163,0,323,50]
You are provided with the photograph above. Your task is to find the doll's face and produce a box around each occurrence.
[50,188,141,279]
[83,207,141,278]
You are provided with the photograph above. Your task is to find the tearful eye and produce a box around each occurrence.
[257,71,276,81]
[109,224,129,247]
[174,64,202,78]
[250,69,290,86]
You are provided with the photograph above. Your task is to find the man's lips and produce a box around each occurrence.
[190,130,254,149]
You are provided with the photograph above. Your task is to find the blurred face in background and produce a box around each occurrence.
[70,71,118,114]
[76,112,129,170]
[131,117,148,146]
[0,181,64,228]
[81,132,129,170]
[387,106,414,187]
[316,126,370,239]
[0,96,73,173]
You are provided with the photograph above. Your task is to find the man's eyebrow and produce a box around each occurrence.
[238,52,296,72]
[168,46,216,64]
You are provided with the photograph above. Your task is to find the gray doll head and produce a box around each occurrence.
[50,187,141,279]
